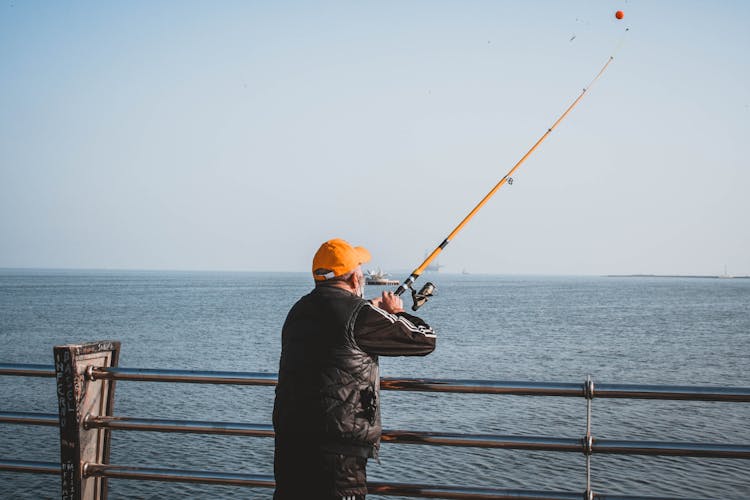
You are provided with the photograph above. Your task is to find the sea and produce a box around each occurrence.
[1,270,748,499]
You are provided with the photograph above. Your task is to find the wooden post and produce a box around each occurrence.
[54,341,120,500]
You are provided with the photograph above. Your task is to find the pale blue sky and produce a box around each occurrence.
[1,1,748,275]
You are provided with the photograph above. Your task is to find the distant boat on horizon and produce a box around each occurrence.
[424,251,445,272]
[719,264,733,279]
[365,268,399,285]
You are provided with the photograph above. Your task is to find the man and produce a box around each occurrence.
[273,238,436,500]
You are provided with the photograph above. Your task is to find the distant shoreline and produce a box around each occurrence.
[606,274,750,279]
[2,268,749,279]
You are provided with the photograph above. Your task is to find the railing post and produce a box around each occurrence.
[54,341,121,500]
[583,374,594,500]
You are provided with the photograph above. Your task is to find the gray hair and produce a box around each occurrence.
[314,269,358,286]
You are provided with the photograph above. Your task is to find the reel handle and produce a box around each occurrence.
[393,277,436,310]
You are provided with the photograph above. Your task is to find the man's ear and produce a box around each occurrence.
[348,269,363,292]
[347,271,360,290]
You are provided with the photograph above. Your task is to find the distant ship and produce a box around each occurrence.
[424,251,445,272]
[365,268,399,285]
[426,262,444,272]
[719,265,733,279]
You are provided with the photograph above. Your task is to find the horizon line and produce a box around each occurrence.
[1,266,748,279]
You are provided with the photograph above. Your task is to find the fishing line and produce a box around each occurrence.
[395,28,629,310]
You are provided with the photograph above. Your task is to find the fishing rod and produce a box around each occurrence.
[395,55,616,311]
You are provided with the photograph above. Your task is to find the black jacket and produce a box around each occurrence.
[273,284,436,458]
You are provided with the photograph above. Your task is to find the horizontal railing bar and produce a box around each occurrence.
[84,463,274,487]
[0,363,55,378]
[586,497,708,500]
[367,482,708,500]
[0,459,59,475]
[390,432,750,459]
[381,378,585,396]
[91,367,750,401]
[83,415,750,458]
[89,366,278,385]
[380,379,750,401]
[81,463,708,500]
[595,383,750,402]
[0,411,58,426]
[382,430,582,452]
[369,482,584,500]
[4,363,750,401]
[593,439,750,459]
[85,415,275,437]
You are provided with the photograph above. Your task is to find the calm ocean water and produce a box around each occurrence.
[1,270,748,499]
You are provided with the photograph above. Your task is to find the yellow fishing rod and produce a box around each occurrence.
[395,55,617,310]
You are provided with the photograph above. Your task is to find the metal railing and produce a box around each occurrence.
[2,360,749,500]
[5,362,750,401]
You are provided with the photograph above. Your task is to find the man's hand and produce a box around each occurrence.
[371,291,405,314]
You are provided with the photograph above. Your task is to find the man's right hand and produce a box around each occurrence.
[371,291,405,314]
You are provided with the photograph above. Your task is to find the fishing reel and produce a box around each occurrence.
[410,282,436,311]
